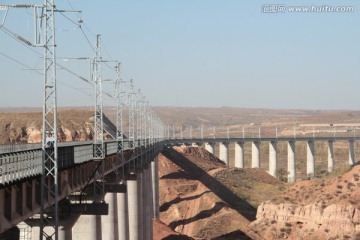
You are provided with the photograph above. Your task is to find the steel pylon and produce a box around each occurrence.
[40,0,58,239]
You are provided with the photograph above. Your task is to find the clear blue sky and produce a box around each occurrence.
[0,0,359,110]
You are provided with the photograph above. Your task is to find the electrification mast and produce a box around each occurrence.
[0,2,81,238]
[91,34,105,204]
[39,1,58,239]
[128,79,135,149]
[114,62,124,156]
[93,34,104,160]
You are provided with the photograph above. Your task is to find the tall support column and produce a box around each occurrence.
[269,141,277,177]
[151,158,159,218]
[234,142,244,168]
[117,184,128,240]
[127,174,139,240]
[55,212,80,240]
[141,166,150,240]
[136,171,144,239]
[307,141,315,178]
[102,193,117,240]
[251,141,260,168]
[144,166,151,240]
[147,165,153,239]
[327,140,334,172]
[287,141,296,183]
[58,225,72,240]
[204,142,215,155]
[71,214,100,240]
[349,140,355,165]
[219,142,229,165]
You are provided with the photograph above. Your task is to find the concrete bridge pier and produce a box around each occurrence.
[141,166,147,240]
[307,141,315,178]
[59,225,72,240]
[234,142,245,168]
[144,165,152,240]
[251,141,260,168]
[219,142,229,166]
[141,164,152,240]
[58,213,81,240]
[327,140,334,172]
[287,141,296,183]
[127,173,139,240]
[349,140,355,165]
[151,157,160,219]
[136,169,144,240]
[67,209,102,240]
[116,184,129,240]
[204,142,215,155]
[102,192,118,240]
[269,141,277,177]
[101,181,129,240]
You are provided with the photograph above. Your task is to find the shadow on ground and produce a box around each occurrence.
[160,191,211,212]
[212,230,252,240]
[169,202,226,229]
[161,148,257,221]
[161,170,194,180]
[162,235,194,240]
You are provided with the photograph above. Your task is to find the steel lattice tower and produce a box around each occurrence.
[114,62,124,156]
[40,0,58,239]
[93,34,104,160]
[128,80,135,149]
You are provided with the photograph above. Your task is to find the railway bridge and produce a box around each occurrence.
[0,134,358,239]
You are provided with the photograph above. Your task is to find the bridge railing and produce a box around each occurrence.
[0,139,159,185]
[0,143,42,154]
[0,150,42,185]
[167,125,359,140]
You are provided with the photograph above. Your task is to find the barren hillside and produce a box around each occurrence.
[249,164,360,239]
[0,109,115,144]
[2,106,360,144]
[158,146,287,239]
